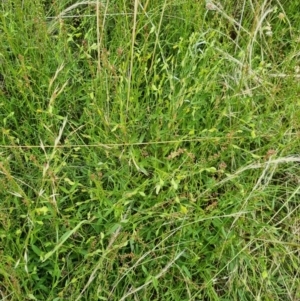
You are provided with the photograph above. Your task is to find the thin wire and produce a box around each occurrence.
[0,133,288,149]
[46,13,136,19]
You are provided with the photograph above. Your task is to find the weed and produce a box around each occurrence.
[0,0,299,300]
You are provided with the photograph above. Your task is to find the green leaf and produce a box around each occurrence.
[181,265,192,278]
[205,167,217,173]
[262,270,268,279]
[171,178,178,190]
[31,244,43,257]
[152,276,159,290]
[64,177,75,185]
[42,219,88,262]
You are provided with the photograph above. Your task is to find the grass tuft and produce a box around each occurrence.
[0,0,299,300]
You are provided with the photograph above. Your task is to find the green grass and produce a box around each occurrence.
[0,0,300,300]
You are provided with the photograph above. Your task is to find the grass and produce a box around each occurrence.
[0,0,299,300]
